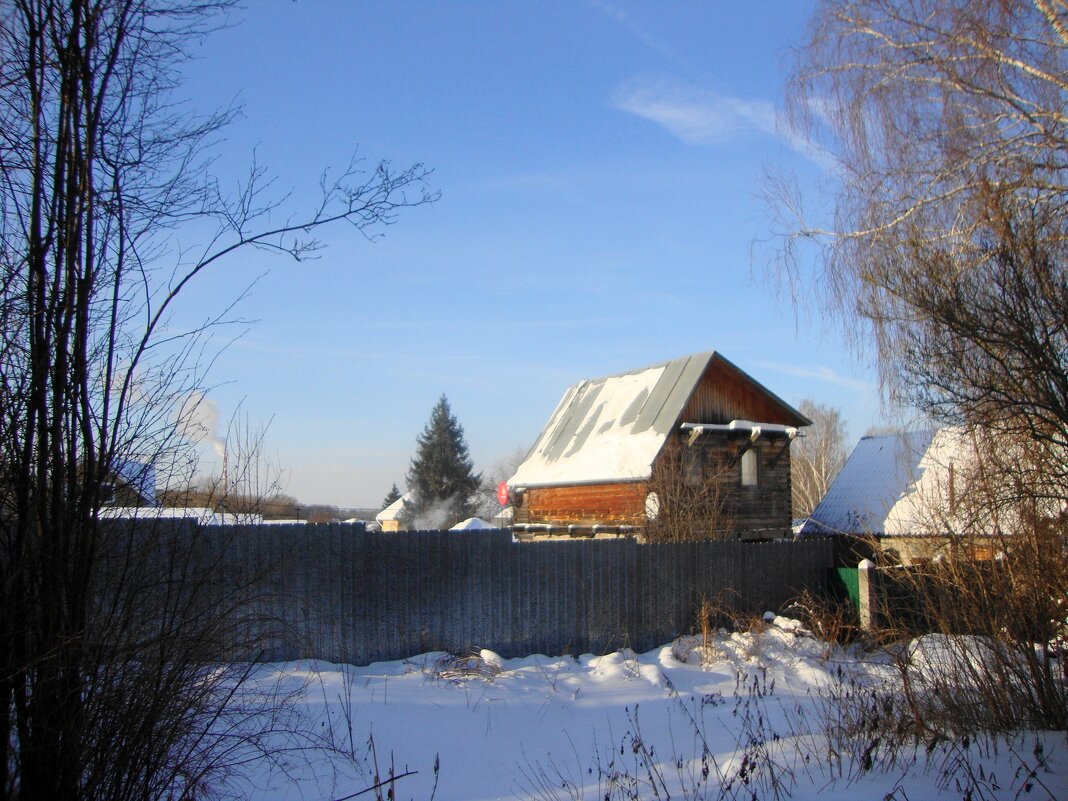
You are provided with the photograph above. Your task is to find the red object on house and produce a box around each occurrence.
[497,480,509,505]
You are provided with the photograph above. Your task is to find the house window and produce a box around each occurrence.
[740,448,758,486]
[683,448,703,487]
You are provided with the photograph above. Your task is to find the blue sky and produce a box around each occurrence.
[171,0,883,508]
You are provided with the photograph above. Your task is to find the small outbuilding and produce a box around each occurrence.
[507,351,810,539]
[799,427,998,564]
[375,492,411,533]
[103,459,157,507]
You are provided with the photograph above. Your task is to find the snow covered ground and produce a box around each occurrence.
[236,617,1067,801]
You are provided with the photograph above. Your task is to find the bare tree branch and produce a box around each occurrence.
[0,1,436,798]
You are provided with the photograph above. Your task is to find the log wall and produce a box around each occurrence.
[514,482,648,526]
[514,436,794,535]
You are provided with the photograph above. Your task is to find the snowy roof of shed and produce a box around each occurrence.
[800,428,971,536]
[375,492,411,523]
[112,459,157,506]
[508,350,805,488]
[449,517,494,530]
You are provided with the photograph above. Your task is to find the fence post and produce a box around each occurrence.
[857,558,876,631]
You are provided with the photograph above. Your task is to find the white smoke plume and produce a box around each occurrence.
[411,495,467,530]
[175,391,226,460]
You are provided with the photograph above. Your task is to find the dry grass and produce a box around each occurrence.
[786,589,861,652]
[428,650,503,685]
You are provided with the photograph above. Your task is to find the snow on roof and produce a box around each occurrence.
[491,505,514,525]
[449,517,494,530]
[508,363,674,489]
[508,350,812,488]
[801,428,973,536]
[112,459,157,505]
[98,506,263,525]
[680,420,800,439]
[883,428,975,535]
[375,491,411,523]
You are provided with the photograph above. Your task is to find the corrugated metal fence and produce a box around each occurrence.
[104,520,834,665]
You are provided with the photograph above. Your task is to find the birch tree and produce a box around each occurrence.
[778,0,1068,480]
[777,0,1068,730]
[791,400,847,519]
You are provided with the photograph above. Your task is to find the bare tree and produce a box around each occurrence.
[774,0,1068,474]
[0,2,435,799]
[474,446,527,521]
[158,405,297,519]
[791,399,847,519]
[872,428,1068,731]
[642,441,735,542]
[774,0,1068,734]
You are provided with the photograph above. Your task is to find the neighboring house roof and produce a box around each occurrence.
[800,428,971,536]
[508,350,808,488]
[375,491,411,524]
[98,506,263,525]
[490,505,513,527]
[111,459,157,506]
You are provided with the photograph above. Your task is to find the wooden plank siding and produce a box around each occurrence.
[514,437,793,534]
[681,358,808,427]
[709,438,793,533]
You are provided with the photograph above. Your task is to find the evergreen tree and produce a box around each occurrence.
[404,395,482,528]
[380,483,402,511]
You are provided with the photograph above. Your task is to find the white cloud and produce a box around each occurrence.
[613,77,774,145]
[612,76,833,166]
[588,0,682,67]
[754,360,876,395]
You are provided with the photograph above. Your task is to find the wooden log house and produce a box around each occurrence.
[507,351,811,540]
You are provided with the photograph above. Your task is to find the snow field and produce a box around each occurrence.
[238,617,1067,801]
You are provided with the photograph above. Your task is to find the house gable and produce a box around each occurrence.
[681,356,811,428]
[375,491,412,532]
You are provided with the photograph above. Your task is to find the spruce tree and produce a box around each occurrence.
[380,483,402,511]
[404,395,482,528]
